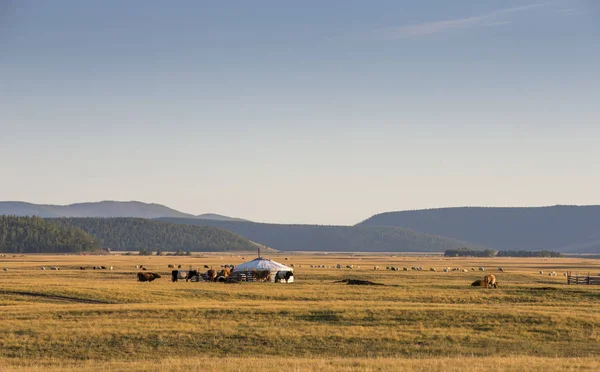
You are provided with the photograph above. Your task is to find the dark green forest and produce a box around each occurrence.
[50,218,258,252]
[158,218,485,252]
[0,216,98,253]
[444,248,496,257]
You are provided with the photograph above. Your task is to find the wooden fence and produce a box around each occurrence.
[567,272,600,285]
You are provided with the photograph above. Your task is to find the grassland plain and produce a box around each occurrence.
[1,253,599,371]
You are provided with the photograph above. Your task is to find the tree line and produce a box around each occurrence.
[49,218,257,252]
[0,215,98,253]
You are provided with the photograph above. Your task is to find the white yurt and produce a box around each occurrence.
[232,256,294,283]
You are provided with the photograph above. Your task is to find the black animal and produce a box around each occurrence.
[187,270,200,282]
[275,271,294,283]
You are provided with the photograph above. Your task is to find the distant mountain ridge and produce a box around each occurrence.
[158,218,486,252]
[357,205,600,253]
[0,201,246,221]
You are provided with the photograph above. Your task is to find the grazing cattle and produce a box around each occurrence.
[471,268,475,271]
[80,267,85,270]
[471,279,485,286]
[336,264,342,269]
[403,267,408,271]
[252,270,272,282]
[285,257,289,260]
[142,267,147,271]
[171,270,188,282]
[374,266,380,270]
[538,270,543,275]
[275,270,294,283]
[498,267,504,272]
[137,272,161,282]
[206,269,217,281]
[204,265,209,269]
[217,268,231,278]
[168,264,175,268]
[291,264,295,268]
[109,266,113,270]
[40,267,46,270]
[479,267,485,272]
[187,270,200,282]
[134,265,140,269]
[430,268,437,272]
[2,268,8,271]
[50,266,59,270]
[443,268,449,272]
[100,266,106,270]
[178,265,182,269]
[462,269,469,273]
[483,274,497,289]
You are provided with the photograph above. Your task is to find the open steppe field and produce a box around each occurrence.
[1,253,600,371]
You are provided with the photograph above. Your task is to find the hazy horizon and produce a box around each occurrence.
[2,0,599,225]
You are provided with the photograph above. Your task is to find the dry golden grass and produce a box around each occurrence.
[1,253,600,371]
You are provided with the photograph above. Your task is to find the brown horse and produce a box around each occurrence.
[483,274,497,288]
[206,269,217,282]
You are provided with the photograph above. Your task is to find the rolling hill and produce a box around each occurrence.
[357,206,600,253]
[50,218,261,252]
[0,201,245,221]
[158,218,485,252]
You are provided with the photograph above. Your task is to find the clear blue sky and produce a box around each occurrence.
[1,0,598,224]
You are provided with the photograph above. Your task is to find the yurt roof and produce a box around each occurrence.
[232,257,292,272]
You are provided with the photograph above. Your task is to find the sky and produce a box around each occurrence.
[1,0,599,225]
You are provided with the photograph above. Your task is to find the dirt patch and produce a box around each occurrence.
[0,290,112,304]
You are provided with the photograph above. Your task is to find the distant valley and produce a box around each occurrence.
[2,201,600,254]
[158,218,485,253]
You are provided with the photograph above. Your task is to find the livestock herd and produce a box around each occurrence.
[0,258,586,289]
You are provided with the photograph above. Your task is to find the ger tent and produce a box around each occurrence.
[232,257,293,283]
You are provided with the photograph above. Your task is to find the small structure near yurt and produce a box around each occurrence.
[230,254,294,283]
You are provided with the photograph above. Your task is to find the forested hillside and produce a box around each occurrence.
[358,206,600,253]
[0,216,98,253]
[158,218,485,252]
[50,218,259,252]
